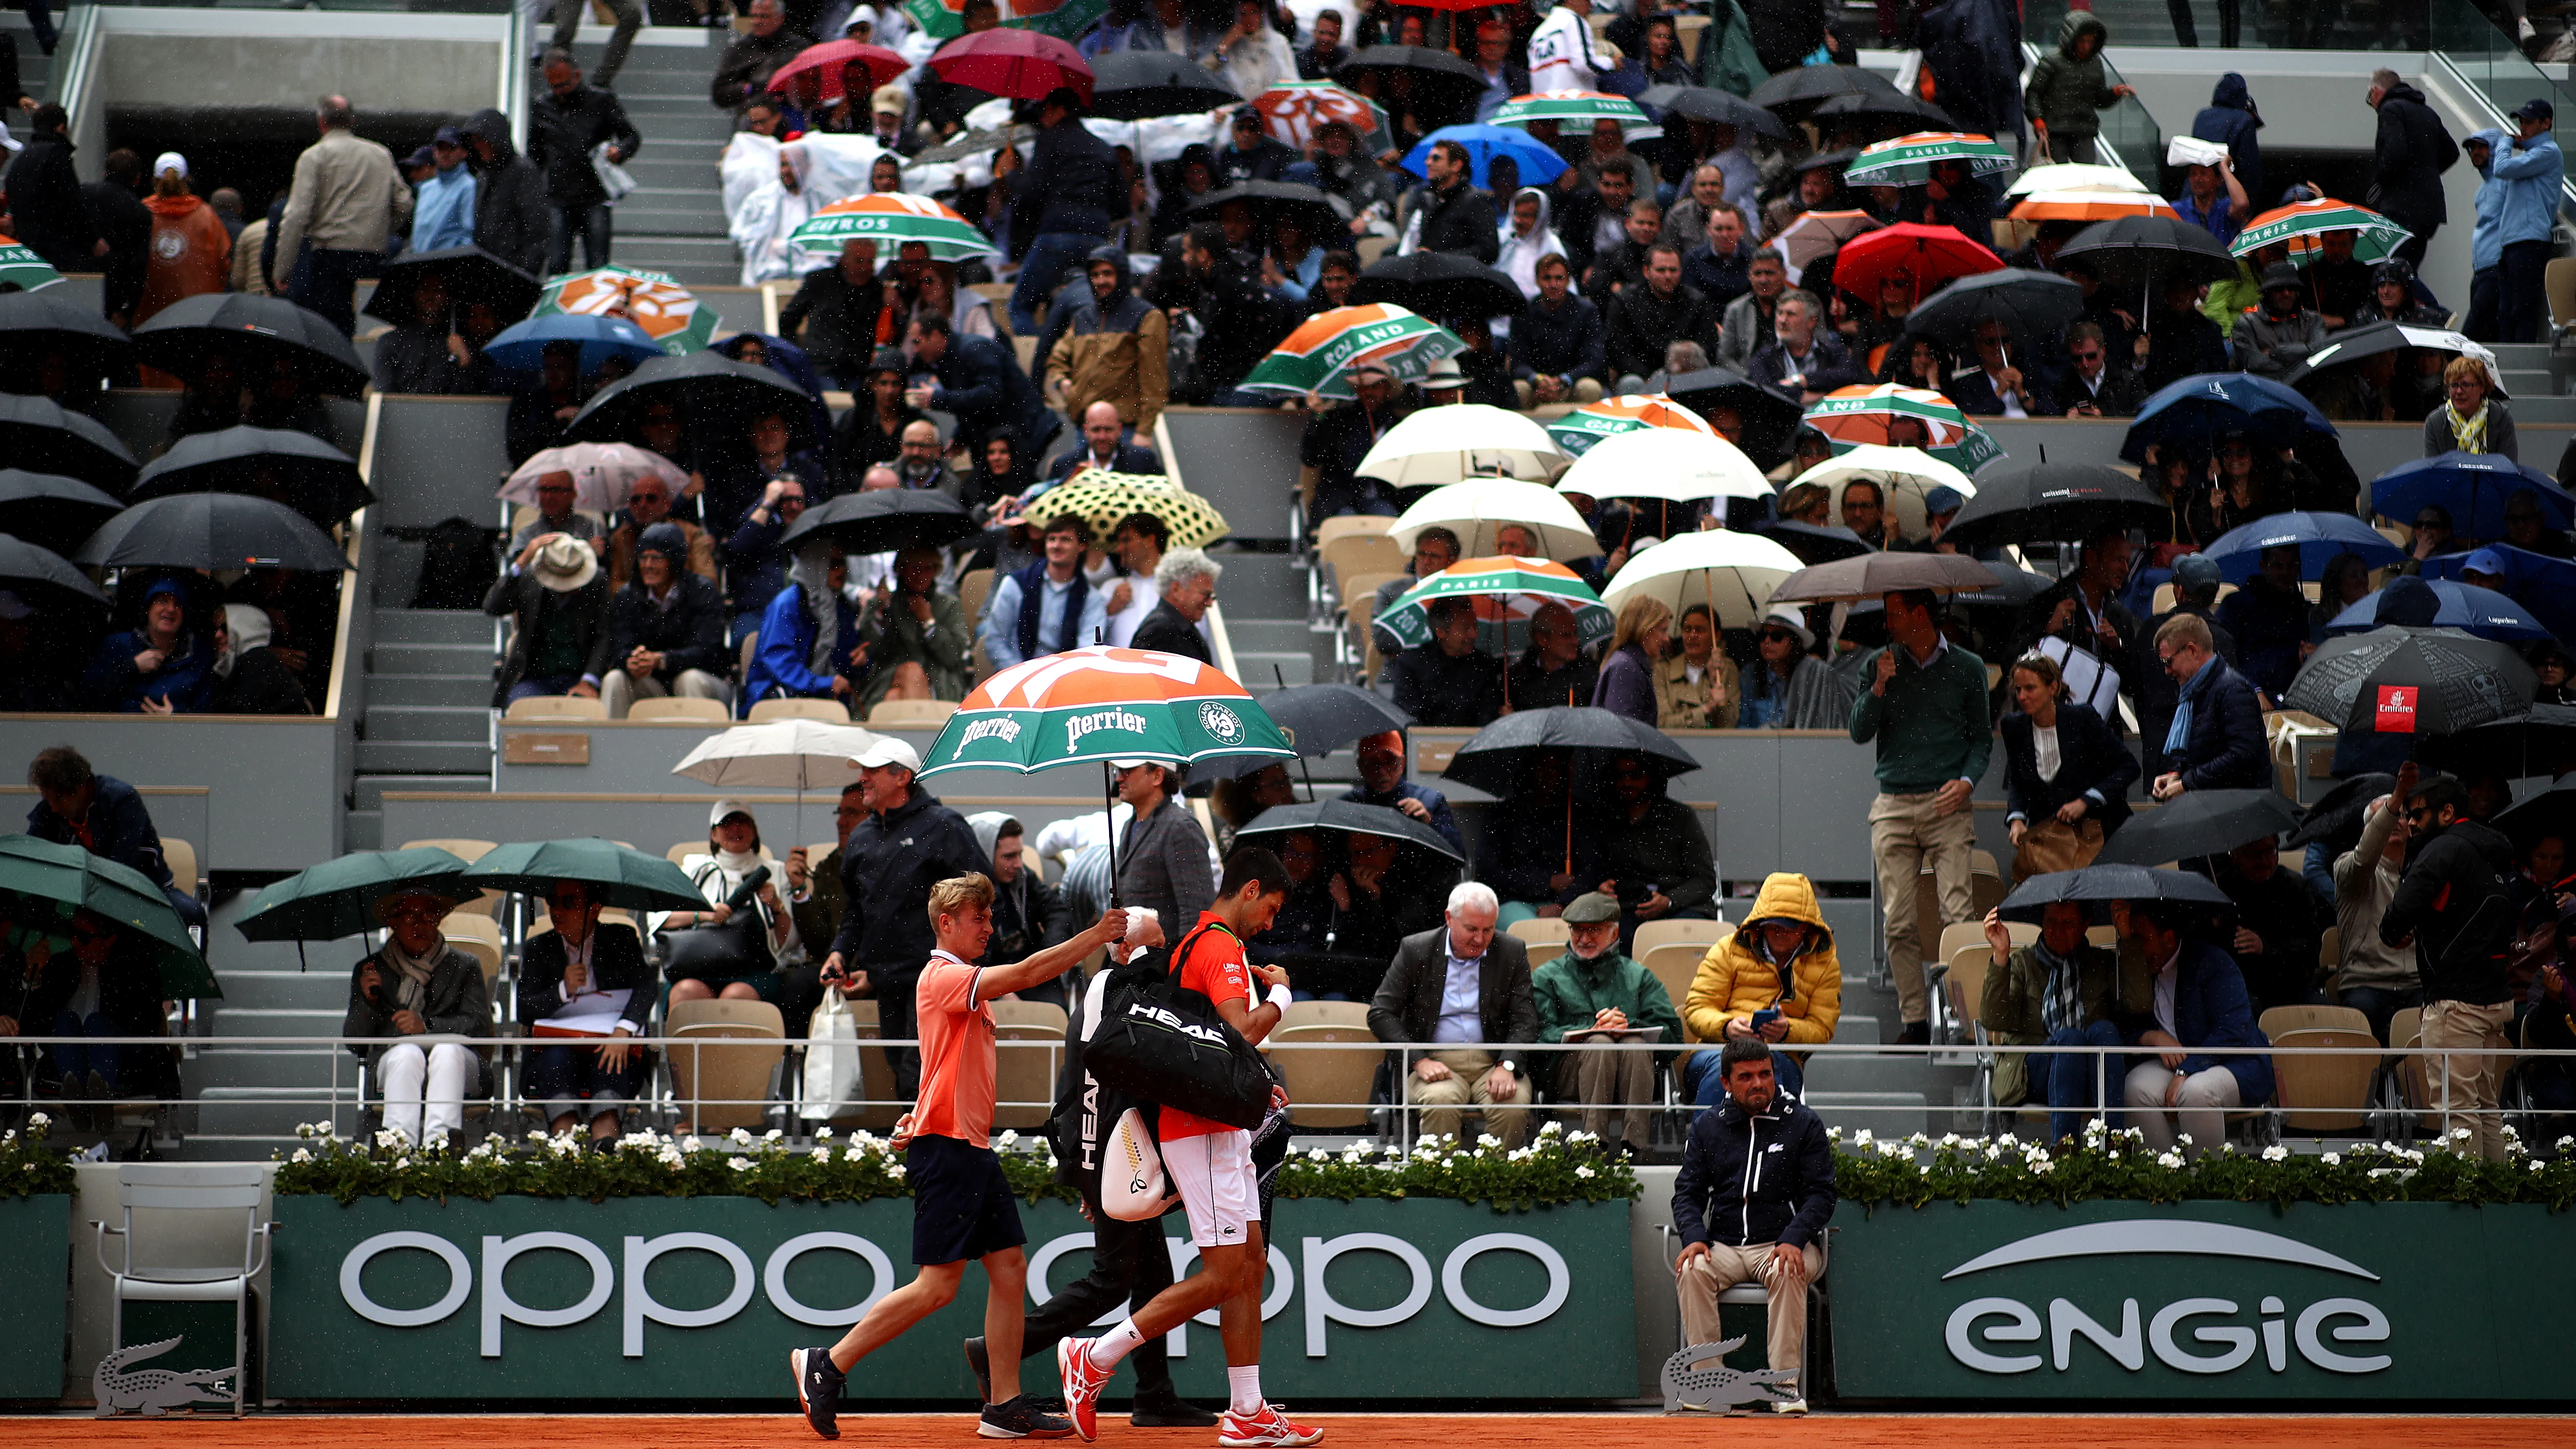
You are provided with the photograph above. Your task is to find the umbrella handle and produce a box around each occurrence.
[1104,759,1122,913]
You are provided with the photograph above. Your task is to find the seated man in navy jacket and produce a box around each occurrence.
[906,309,1058,462]
[24,745,205,934]
[2148,612,2269,801]
[1744,290,1863,404]
[1510,254,1607,407]
[1946,319,2056,418]
[2117,897,2272,1157]
[516,880,651,1142]
[1043,400,1162,486]
[598,524,733,719]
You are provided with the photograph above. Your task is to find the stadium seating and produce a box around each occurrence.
[630,698,732,723]
[749,697,851,723]
[1634,918,1730,959]
[505,695,608,722]
[665,999,786,1132]
[2269,1027,2379,1133]
[1508,918,1572,950]
[1269,1002,1378,1132]
[867,699,961,728]
[991,1000,1067,1131]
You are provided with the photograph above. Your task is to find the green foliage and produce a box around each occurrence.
[272,1121,1641,1213]
[1831,1122,2576,1212]
[0,1115,77,1198]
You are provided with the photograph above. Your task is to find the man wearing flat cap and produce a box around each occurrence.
[1528,892,1683,1151]
[344,890,489,1143]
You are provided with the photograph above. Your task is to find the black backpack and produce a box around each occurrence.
[1081,922,1277,1132]
[409,515,498,611]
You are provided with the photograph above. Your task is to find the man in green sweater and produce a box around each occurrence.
[1530,893,1684,1150]
[1849,589,1992,1045]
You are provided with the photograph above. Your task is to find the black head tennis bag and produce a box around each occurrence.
[1080,922,1276,1132]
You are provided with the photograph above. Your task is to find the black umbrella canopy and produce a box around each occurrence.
[1756,519,1871,565]
[1807,89,1959,142]
[1998,862,2234,925]
[0,470,126,556]
[0,288,134,386]
[1187,180,1355,242]
[2281,625,2537,738]
[0,392,140,491]
[2282,771,2396,851]
[2285,320,2483,394]
[2417,702,2576,780]
[130,425,374,526]
[2055,214,2239,290]
[780,488,977,555]
[1337,45,1487,118]
[1751,62,1904,117]
[1233,797,1464,863]
[1350,249,1525,322]
[1903,268,2085,356]
[567,351,819,451]
[0,533,111,608]
[1636,84,1794,143]
[1767,550,1995,603]
[130,293,369,397]
[1948,560,2052,610]
[1661,366,1804,465]
[1090,50,1241,118]
[2493,778,2576,857]
[74,493,354,573]
[363,245,545,329]
[1442,706,1697,797]
[1185,684,1414,785]
[2094,789,2305,866]
[1940,461,2168,550]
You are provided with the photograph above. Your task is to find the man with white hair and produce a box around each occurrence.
[1128,548,1220,663]
[1369,880,1540,1148]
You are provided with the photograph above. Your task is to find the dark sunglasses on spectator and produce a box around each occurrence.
[2069,348,2101,363]
[1760,628,1799,644]
[2414,515,2445,530]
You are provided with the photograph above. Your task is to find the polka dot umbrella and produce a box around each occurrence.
[1021,470,1231,550]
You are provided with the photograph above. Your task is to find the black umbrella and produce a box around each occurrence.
[2418,703,2576,780]
[1756,519,1871,565]
[1635,84,1794,143]
[2284,320,2485,395]
[1750,62,1904,119]
[566,351,820,451]
[780,488,977,554]
[1337,46,1487,120]
[2095,789,2305,866]
[1940,461,2169,551]
[74,494,353,574]
[1903,268,2085,358]
[1767,550,1995,603]
[2282,771,2395,852]
[1661,366,1805,465]
[1187,180,1355,243]
[2494,778,2576,856]
[1807,89,1959,141]
[1232,797,1463,863]
[2281,625,2537,738]
[0,470,125,555]
[1948,560,2052,611]
[1350,249,1525,322]
[130,425,374,526]
[131,293,369,397]
[363,245,545,329]
[1185,683,1413,787]
[1090,50,1241,118]
[1441,706,1698,796]
[1997,862,2234,926]
[0,393,139,491]
[0,288,133,387]
[0,533,110,608]
[2055,214,2239,293]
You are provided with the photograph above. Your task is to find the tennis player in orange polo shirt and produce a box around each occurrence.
[792,872,1126,1441]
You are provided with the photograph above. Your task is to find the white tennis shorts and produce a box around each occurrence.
[1159,1127,1259,1248]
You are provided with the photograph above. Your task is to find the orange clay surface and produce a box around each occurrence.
[3,1414,2564,1447]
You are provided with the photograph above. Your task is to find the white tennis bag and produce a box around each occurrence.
[800,986,866,1123]
[1100,1107,1183,1222]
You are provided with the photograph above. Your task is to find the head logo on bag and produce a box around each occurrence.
[1124,999,1229,1047]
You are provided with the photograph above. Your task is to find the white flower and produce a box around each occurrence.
[377,1128,409,1150]
[1341,1150,1363,1165]
[2530,1160,2545,1172]
[765,1128,785,1144]
[2175,1132,2195,1148]
[1919,1165,1932,1177]
[1540,1120,1563,1136]
[1939,1133,1962,1148]
[2451,1127,2474,1142]
[1477,1133,1502,1149]
[2261,1145,2289,1162]
[28,1112,50,1128]
[1575,1166,1596,1180]
[291,1148,313,1163]
[1853,1129,1875,1146]
[2032,1160,2055,1175]
[2322,1152,2342,1166]
[844,1146,868,1163]
[998,1129,1019,1147]
[814,1126,835,1142]
[887,1162,906,1180]
[297,1122,317,1139]
[682,1136,706,1152]
[527,1130,548,1143]
[729,1127,755,1146]
[1825,1126,1844,1142]
[1906,1131,1930,1147]
[1309,1147,1331,1161]
[658,1148,683,1168]
[2155,1151,2184,1170]
[393,1156,410,1170]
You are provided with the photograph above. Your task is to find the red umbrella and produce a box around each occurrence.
[926,28,1094,105]
[1831,221,2002,308]
[767,40,912,104]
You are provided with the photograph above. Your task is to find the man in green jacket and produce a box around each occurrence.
[1531,893,1684,1150]
[1850,588,1991,1045]
[1975,903,2151,1141]
[2023,11,2135,166]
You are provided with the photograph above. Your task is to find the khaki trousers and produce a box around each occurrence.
[1676,1239,1824,1382]
[1869,789,1976,1026]
[2423,999,2515,1161]
[1408,1047,1531,1148]
[601,667,732,719]
[1563,1045,1656,1146]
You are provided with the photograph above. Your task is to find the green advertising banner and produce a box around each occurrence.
[268,1196,1634,1403]
[1828,1199,2576,1402]
[0,1195,70,1399]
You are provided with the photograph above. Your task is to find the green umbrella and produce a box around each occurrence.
[0,834,218,999]
[234,847,474,943]
[0,240,65,293]
[462,838,708,913]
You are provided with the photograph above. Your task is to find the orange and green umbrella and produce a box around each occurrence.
[2228,196,2412,263]
[0,237,64,292]
[790,191,995,263]
[2007,190,2178,223]
[1238,302,1463,400]
[1490,91,1651,129]
[1843,131,2017,188]
[1252,80,1387,150]
[533,266,717,355]
[905,0,1105,44]
[1802,383,2005,475]
[1377,556,1611,654]
[919,645,1294,777]
[1545,392,1714,457]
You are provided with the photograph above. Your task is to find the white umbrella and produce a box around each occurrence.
[1791,444,1977,543]
[1555,427,1773,506]
[671,719,883,839]
[1355,403,1570,489]
[1601,530,1808,629]
[501,443,693,514]
[2003,162,2150,198]
[1389,478,1600,562]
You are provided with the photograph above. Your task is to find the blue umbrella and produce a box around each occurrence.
[2119,372,2335,463]
[482,313,667,375]
[2325,580,2551,642]
[1399,124,1570,189]
[2420,542,2576,641]
[2201,510,2405,583]
[2367,451,2573,540]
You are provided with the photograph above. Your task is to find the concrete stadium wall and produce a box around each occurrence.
[0,718,341,870]
[90,9,507,118]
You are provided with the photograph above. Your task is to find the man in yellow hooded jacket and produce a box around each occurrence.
[1679,872,1841,1106]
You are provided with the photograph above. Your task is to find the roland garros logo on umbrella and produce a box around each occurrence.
[917,645,1296,775]
[790,192,996,262]
[1240,303,1463,398]
[534,267,715,354]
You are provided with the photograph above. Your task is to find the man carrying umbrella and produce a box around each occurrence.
[1382,597,1506,730]
[0,910,174,1133]
[2380,765,2519,1161]
[25,746,205,936]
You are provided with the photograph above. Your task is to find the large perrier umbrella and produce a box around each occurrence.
[462,839,709,912]
[0,834,218,999]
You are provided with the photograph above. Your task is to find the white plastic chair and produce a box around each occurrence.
[91,1164,274,1416]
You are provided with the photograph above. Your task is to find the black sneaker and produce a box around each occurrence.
[791,1346,844,1439]
[980,1394,1076,1439]
[964,1335,993,1404]
[1129,1393,1221,1427]
[1897,1020,1931,1046]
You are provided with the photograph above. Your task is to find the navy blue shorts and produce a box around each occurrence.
[907,1134,1026,1266]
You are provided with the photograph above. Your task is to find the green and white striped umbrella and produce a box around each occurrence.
[1238,302,1463,400]
[1842,131,2018,189]
[0,238,65,292]
[918,645,1295,776]
[789,191,996,263]
[1490,91,1651,130]
[1376,556,1611,654]
[2227,196,2413,263]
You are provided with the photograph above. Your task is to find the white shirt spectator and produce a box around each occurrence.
[1528,4,1605,94]
[1434,937,1484,1042]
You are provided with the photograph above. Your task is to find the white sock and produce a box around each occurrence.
[1089,1318,1149,1369]
[1226,1365,1263,1415]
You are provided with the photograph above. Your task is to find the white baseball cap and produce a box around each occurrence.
[153,152,188,179]
[851,736,922,772]
[708,797,755,827]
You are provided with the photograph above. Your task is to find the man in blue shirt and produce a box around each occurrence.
[978,513,1108,671]
[409,126,478,253]
[2464,101,2563,345]
[2170,153,2248,246]
[1340,728,1464,852]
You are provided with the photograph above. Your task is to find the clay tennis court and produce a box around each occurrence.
[7,1413,2562,1447]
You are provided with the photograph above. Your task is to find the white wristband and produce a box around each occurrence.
[1266,982,1294,1013]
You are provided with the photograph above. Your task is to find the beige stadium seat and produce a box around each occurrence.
[629,697,731,723]
[1267,1022,1380,1130]
[868,698,961,728]
[830,997,903,1131]
[2270,1027,2378,1132]
[161,838,200,901]
[2549,257,2576,329]
[1343,571,1406,683]
[2258,1003,2370,1040]
[1320,524,1405,608]
[961,568,995,629]
[1278,1000,1370,1033]
[1940,919,2029,966]
[991,1000,1068,1130]
[442,916,505,986]
[1508,917,1572,951]
[667,999,786,1132]
[1633,917,1729,959]
[1639,942,1719,1042]
[748,696,850,723]
[505,694,607,722]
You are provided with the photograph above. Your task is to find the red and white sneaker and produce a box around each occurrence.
[1057,1337,1115,1442]
[1218,1404,1322,1447]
